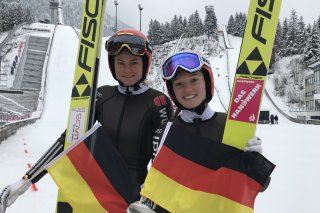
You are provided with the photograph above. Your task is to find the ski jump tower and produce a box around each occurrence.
[50,0,64,25]
[205,5,214,14]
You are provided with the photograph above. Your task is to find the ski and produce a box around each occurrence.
[56,0,107,212]
[222,0,282,149]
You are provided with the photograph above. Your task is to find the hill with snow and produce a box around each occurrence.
[0,24,319,213]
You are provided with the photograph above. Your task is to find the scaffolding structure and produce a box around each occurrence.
[50,0,64,25]
[205,5,214,14]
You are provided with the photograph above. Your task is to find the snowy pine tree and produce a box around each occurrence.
[163,22,172,41]
[204,6,218,39]
[227,15,235,35]
[303,24,320,63]
[296,16,306,54]
[317,16,320,32]
[287,10,299,55]
[193,10,204,37]
[178,15,185,38]
[234,12,242,36]
[238,13,247,37]
[182,17,188,37]
[227,12,246,37]
[272,21,283,62]
[171,15,181,39]
[281,18,290,56]
[0,0,33,32]
[148,19,163,45]
[187,13,196,37]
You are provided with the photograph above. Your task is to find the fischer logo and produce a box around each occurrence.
[68,108,86,143]
[78,0,100,72]
[252,0,275,44]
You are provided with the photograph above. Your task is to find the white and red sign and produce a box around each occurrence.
[228,78,264,123]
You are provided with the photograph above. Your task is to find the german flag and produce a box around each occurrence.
[141,124,275,213]
[47,124,140,213]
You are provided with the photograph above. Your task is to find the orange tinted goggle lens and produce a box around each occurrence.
[106,34,147,55]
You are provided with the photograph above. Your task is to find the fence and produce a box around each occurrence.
[0,25,57,144]
[0,118,38,143]
[264,89,320,125]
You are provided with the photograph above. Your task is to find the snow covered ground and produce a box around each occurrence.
[0,24,319,213]
[0,32,8,44]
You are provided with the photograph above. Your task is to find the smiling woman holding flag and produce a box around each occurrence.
[128,50,274,213]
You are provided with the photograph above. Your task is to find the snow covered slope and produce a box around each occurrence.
[0,24,319,213]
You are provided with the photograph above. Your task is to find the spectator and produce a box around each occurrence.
[274,114,278,124]
[270,114,274,124]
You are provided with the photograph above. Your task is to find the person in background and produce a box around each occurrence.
[0,29,173,213]
[270,114,275,124]
[274,114,278,124]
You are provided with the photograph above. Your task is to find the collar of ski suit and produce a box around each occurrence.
[117,83,149,95]
[180,105,215,123]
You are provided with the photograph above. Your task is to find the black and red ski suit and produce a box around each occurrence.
[94,84,173,185]
[25,84,173,187]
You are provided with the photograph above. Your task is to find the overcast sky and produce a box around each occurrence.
[105,0,320,34]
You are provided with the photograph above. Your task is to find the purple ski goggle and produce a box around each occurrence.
[161,51,210,80]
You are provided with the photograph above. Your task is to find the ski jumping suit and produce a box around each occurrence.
[95,84,173,185]
[24,83,173,186]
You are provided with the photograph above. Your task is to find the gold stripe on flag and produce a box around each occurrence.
[48,155,108,213]
[141,168,253,213]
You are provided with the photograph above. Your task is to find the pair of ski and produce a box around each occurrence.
[39,0,282,212]
[55,0,106,212]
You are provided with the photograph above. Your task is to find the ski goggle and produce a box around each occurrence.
[161,51,211,80]
[106,33,151,56]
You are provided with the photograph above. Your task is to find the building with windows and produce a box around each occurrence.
[304,58,320,120]
[305,73,315,111]
[290,58,320,121]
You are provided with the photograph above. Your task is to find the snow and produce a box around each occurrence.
[0,33,7,43]
[255,123,320,213]
[0,24,319,213]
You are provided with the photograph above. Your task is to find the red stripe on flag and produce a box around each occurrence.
[67,143,128,212]
[153,146,261,208]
